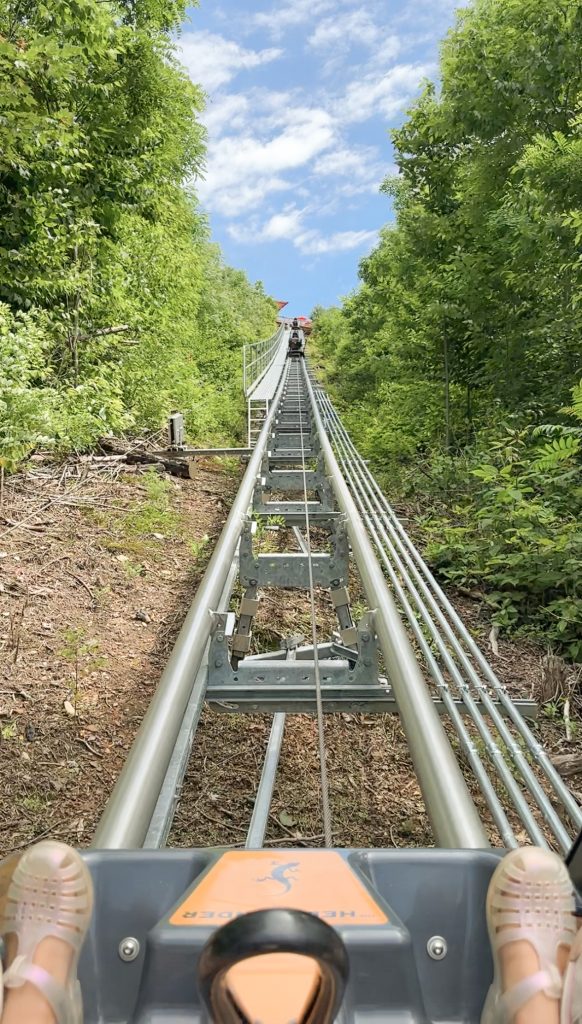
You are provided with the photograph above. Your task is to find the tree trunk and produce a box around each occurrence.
[444,335,451,450]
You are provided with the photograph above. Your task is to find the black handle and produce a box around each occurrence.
[197,907,349,1023]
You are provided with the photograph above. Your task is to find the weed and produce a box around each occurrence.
[267,515,286,528]
[1,723,17,740]
[93,586,112,609]
[79,507,108,527]
[122,470,180,538]
[58,627,107,715]
[214,456,241,477]
[121,560,145,579]
[104,537,150,557]
[189,534,210,561]
[8,595,27,664]
[22,794,46,812]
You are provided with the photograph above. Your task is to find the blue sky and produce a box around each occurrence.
[178,0,463,317]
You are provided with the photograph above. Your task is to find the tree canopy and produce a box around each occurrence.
[313,0,582,658]
[0,0,276,465]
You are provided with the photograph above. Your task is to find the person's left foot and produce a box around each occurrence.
[0,841,93,1024]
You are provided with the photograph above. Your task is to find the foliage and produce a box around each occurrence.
[313,0,582,657]
[0,0,276,465]
[423,385,582,659]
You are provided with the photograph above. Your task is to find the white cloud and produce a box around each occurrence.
[203,177,290,218]
[208,109,334,186]
[295,228,378,255]
[254,0,333,34]
[340,62,434,123]
[228,206,305,242]
[372,35,402,67]
[313,145,381,180]
[178,31,282,92]
[309,9,378,50]
[262,208,306,240]
[229,207,378,257]
[199,106,336,216]
[202,93,249,136]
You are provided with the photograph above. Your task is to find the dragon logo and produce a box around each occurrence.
[256,860,300,895]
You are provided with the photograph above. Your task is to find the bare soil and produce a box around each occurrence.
[0,455,239,856]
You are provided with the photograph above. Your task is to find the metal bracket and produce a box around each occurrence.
[208,611,381,700]
[239,517,349,589]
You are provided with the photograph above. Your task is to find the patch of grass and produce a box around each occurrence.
[1,723,17,740]
[22,793,46,812]
[122,470,180,538]
[93,585,112,609]
[104,537,151,557]
[213,456,241,477]
[121,560,146,579]
[79,507,109,527]
[188,534,210,561]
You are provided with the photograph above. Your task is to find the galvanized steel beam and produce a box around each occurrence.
[92,366,289,850]
[302,363,488,849]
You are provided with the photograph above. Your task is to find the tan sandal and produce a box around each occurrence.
[561,925,582,1023]
[481,846,576,1023]
[0,840,93,1024]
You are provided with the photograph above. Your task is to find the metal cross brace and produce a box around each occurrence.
[239,517,349,590]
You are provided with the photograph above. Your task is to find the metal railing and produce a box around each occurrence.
[243,324,285,397]
[315,382,582,852]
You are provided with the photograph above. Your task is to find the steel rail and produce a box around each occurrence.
[92,364,290,850]
[320,399,521,843]
[246,711,286,848]
[317,388,580,848]
[302,363,488,849]
[373,494,582,829]
[320,396,543,847]
[144,556,240,849]
[297,363,332,847]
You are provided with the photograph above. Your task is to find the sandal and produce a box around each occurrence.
[0,840,93,1024]
[481,846,576,1023]
[561,925,582,1023]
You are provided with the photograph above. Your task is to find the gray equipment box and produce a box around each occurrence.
[80,848,503,1023]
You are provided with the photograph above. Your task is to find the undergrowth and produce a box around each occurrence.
[409,383,582,660]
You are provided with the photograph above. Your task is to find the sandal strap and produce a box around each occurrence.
[501,967,562,1019]
[4,954,69,1024]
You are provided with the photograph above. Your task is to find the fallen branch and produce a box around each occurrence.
[63,569,95,605]
[552,752,582,778]
[563,697,572,742]
[125,451,190,478]
[77,324,130,342]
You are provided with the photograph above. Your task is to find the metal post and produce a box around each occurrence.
[303,365,487,849]
[93,368,289,849]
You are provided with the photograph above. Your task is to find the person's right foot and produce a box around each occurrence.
[561,926,582,1024]
[481,847,576,1024]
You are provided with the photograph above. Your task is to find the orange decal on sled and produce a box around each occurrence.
[170,850,387,926]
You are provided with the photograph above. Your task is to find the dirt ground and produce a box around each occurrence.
[0,454,239,856]
[0,457,579,856]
